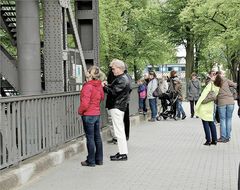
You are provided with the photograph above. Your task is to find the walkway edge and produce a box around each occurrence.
[0,114,142,190]
[0,140,86,190]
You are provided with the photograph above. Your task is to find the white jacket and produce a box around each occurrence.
[147,78,158,99]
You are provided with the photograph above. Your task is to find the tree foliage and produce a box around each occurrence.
[99,0,175,80]
[0,29,17,57]
[180,0,240,81]
[1,0,239,82]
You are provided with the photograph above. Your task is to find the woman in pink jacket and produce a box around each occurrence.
[78,66,104,167]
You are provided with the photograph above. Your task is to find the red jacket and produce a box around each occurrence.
[78,80,104,116]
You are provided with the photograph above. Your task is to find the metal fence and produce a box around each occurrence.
[0,92,83,170]
[0,85,139,170]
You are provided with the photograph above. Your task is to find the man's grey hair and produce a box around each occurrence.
[111,59,125,71]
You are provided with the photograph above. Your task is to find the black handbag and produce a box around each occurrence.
[153,87,160,97]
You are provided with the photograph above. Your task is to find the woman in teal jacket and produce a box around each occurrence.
[195,74,222,146]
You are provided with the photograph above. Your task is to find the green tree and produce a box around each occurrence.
[99,0,175,80]
[180,0,240,81]
[149,0,195,80]
[0,29,17,57]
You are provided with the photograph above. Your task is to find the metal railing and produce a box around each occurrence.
[0,92,83,170]
[0,85,139,170]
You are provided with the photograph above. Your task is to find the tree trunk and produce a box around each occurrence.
[229,52,239,82]
[133,61,138,83]
[185,37,194,81]
[195,42,201,74]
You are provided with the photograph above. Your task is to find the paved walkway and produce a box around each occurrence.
[17,102,240,190]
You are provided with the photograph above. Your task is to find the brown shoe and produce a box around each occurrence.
[217,138,227,143]
[148,118,156,122]
[81,161,95,167]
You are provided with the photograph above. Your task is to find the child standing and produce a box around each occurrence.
[137,79,147,114]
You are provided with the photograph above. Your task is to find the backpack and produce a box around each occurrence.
[229,86,238,100]
[139,84,147,98]
[167,78,177,93]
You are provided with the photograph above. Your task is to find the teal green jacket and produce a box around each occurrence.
[195,82,220,121]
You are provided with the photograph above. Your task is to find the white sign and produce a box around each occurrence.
[76,65,82,84]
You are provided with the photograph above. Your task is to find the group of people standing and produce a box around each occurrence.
[137,69,237,146]
[137,70,200,121]
[196,70,237,145]
[78,59,131,167]
[77,59,237,167]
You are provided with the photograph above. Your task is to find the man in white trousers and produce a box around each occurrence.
[103,59,131,161]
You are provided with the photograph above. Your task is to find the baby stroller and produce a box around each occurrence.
[156,92,178,121]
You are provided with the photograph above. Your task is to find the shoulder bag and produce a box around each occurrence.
[202,83,217,104]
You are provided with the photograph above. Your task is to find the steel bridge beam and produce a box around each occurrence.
[76,0,99,67]
[16,0,41,95]
[43,0,66,93]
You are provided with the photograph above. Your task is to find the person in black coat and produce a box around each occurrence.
[105,63,132,143]
[105,64,117,144]
[124,69,132,140]
[103,59,130,161]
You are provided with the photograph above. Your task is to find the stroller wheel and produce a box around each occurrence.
[156,116,161,121]
[163,116,167,120]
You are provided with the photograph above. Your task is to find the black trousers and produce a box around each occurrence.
[215,108,220,123]
[124,104,130,140]
[172,101,177,117]
[190,100,198,117]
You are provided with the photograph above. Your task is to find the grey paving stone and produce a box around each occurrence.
[17,102,240,190]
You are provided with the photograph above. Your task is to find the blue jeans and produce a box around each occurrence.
[139,98,147,112]
[149,98,157,119]
[202,120,217,142]
[218,104,234,140]
[176,100,185,118]
[82,115,103,165]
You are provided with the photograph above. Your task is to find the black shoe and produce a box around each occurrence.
[182,115,186,120]
[110,153,128,161]
[81,161,95,167]
[203,141,211,146]
[96,161,103,165]
[191,115,194,118]
[107,138,117,144]
[211,141,217,145]
[110,152,120,159]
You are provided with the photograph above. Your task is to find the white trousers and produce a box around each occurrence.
[107,109,116,139]
[110,108,128,154]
